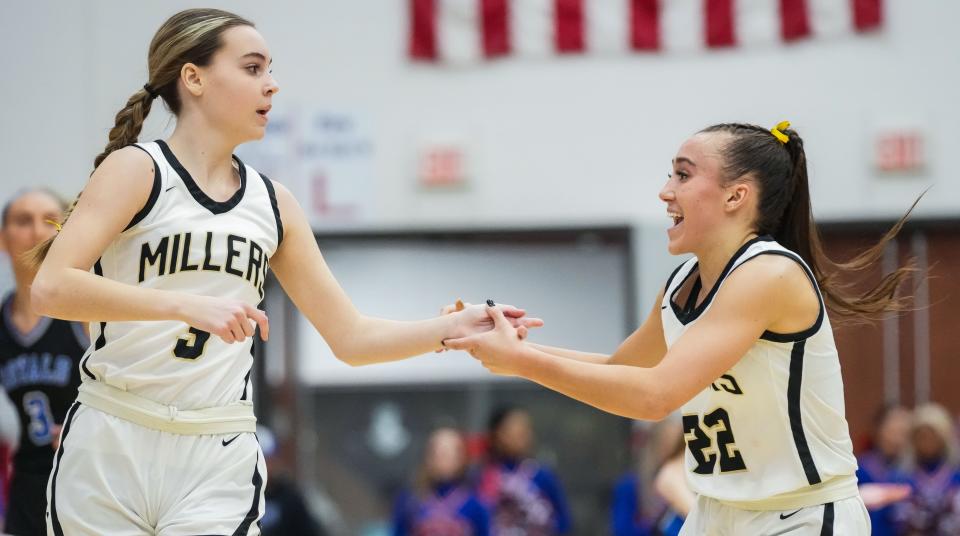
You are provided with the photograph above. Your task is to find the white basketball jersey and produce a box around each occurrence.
[79,140,282,410]
[661,237,857,505]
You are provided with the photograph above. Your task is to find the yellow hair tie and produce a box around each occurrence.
[45,219,63,232]
[770,120,791,144]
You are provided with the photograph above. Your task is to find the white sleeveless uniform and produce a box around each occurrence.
[46,140,283,536]
[661,237,869,535]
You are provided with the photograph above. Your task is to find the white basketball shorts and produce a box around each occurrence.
[679,494,870,535]
[45,403,265,535]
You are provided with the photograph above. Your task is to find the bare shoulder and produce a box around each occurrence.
[720,254,816,304]
[95,145,155,179]
[719,253,819,331]
[43,147,159,268]
[267,179,300,216]
[268,177,293,198]
[265,179,312,260]
[734,253,811,288]
[74,146,155,212]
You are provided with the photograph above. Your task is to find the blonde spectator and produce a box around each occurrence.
[894,403,960,535]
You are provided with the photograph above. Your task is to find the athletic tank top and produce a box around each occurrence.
[79,140,283,410]
[661,236,857,505]
[0,293,86,474]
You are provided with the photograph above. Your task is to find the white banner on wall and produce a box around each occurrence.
[237,105,376,226]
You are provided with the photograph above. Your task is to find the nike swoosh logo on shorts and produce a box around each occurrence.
[221,433,241,447]
[779,509,802,520]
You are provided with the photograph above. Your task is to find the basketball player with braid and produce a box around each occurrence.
[447,121,920,534]
[30,9,540,535]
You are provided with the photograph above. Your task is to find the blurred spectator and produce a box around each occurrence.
[611,416,689,536]
[651,428,692,536]
[259,425,326,536]
[611,470,650,536]
[894,403,960,535]
[856,405,912,536]
[392,427,490,536]
[610,420,666,536]
[1,188,83,536]
[475,407,571,535]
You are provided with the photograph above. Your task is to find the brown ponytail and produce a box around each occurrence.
[30,8,254,267]
[701,122,918,322]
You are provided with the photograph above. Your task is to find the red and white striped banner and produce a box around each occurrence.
[409,0,882,64]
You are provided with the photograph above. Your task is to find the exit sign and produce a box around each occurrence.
[419,145,467,187]
[875,131,925,173]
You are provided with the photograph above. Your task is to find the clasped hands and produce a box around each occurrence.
[439,299,543,377]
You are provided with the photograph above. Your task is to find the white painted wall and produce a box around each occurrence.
[2,0,954,226]
[296,239,629,385]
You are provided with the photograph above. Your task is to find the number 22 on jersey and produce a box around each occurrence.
[683,407,748,474]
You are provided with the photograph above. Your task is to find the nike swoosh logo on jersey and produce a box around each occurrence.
[221,433,241,447]
[165,185,176,192]
[661,305,667,310]
[779,509,802,520]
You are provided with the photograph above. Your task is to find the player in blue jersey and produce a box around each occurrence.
[0,189,87,536]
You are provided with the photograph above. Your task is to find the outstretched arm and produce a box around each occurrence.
[446,257,808,420]
[444,290,667,367]
[269,181,541,366]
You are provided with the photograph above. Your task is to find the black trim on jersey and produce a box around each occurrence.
[746,251,826,343]
[662,260,689,294]
[788,340,822,485]
[260,173,284,246]
[156,140,247,215]
[49,401,81,536]
[669,235,774,325]
[820,502,835,535]
[231,452,264,535]
[241,344,253,401]
[241,293,264,401]
[668,262,699,313]
[124,144,162,231]
[83,260,106,380]
[680,277,702,317]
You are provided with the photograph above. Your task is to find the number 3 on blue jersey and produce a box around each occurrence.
[23,390,53,446]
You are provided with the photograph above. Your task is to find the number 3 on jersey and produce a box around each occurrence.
[23,391,53,445]
[174,327,211,360]
[683,408,747,474]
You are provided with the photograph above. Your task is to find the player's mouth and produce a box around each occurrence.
[256,105,271,122]
[668,210,684,227]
